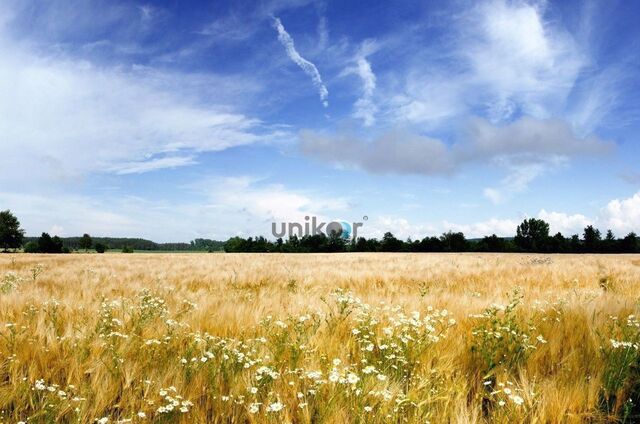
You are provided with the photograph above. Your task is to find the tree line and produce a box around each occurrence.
[223,218,639,253]
[21,235,225,252]
[0,210,225,253]
[1,210,638,254]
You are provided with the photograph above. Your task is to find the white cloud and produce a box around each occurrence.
[301,117,610,178]
[317,15,328,50]
[0,176,351,241]
[358,215,518,240]
[0,27,276,182]
[537,210,592,235]
[392,0,585,127]
[207,176,347,222]
[352,57,377,126]
[463,0,584,121]
[110,156,197,175]
[49,225,65,237]
[483,160,563,204]
[442,218,519,238]
[272,17,329,107]
[300,129,455,175]
[342,41,378,126]
[339,191,640,241]
[361,217,437,240]
[483,163,548,204]
[599,191,640,235]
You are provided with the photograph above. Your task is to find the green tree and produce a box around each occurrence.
[621,232,638,253]
[79,233,93,251]
[582,225,601,253]
[514,218,550,252]
[381,232,403,252]
[419,236,443,252]
[440,231,467,252]
[95,243,107,253]
[0,210,24,252]
[476,234,506,252]
[326,231,347,252]
[38,233,63,254]
[603,230,616,253]
[548,232,568,253]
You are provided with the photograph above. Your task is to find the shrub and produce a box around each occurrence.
[95,243,106,253]
[23,241,39,253]
[122,246,134,253]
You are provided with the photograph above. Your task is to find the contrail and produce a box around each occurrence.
[272,17,329,107]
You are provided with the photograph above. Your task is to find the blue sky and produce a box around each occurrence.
[1,0,639,242]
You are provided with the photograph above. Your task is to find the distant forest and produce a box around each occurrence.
[1,210,638,254]
[20,236,225,253]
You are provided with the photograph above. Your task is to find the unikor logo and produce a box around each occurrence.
[271,216,365,240]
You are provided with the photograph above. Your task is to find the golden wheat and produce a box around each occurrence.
[1,253,640,423]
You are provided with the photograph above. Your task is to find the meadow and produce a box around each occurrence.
[1,253,640,423]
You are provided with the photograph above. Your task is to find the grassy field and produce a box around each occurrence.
[1,253,640,423]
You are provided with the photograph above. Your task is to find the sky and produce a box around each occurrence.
[0,0,639,242]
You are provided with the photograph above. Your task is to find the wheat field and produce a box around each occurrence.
[1,253,640,423]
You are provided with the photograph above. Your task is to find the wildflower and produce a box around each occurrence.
[362,365,376,374]
[137,412,146,418]
[347,373,360,384]
[248,403,260,414]
[96,418,109,424]
[267,401,284,412]
[306,370,322,380]
[510,395,525,405]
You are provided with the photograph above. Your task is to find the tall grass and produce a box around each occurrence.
[0,252,639,422]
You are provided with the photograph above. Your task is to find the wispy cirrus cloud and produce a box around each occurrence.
[110,155,197,175]
[272,16,329,107]
[389,0,585,128]
[341,41,378,126]
[0,9,283,183]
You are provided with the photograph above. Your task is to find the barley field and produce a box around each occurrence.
[1,253,640,423]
